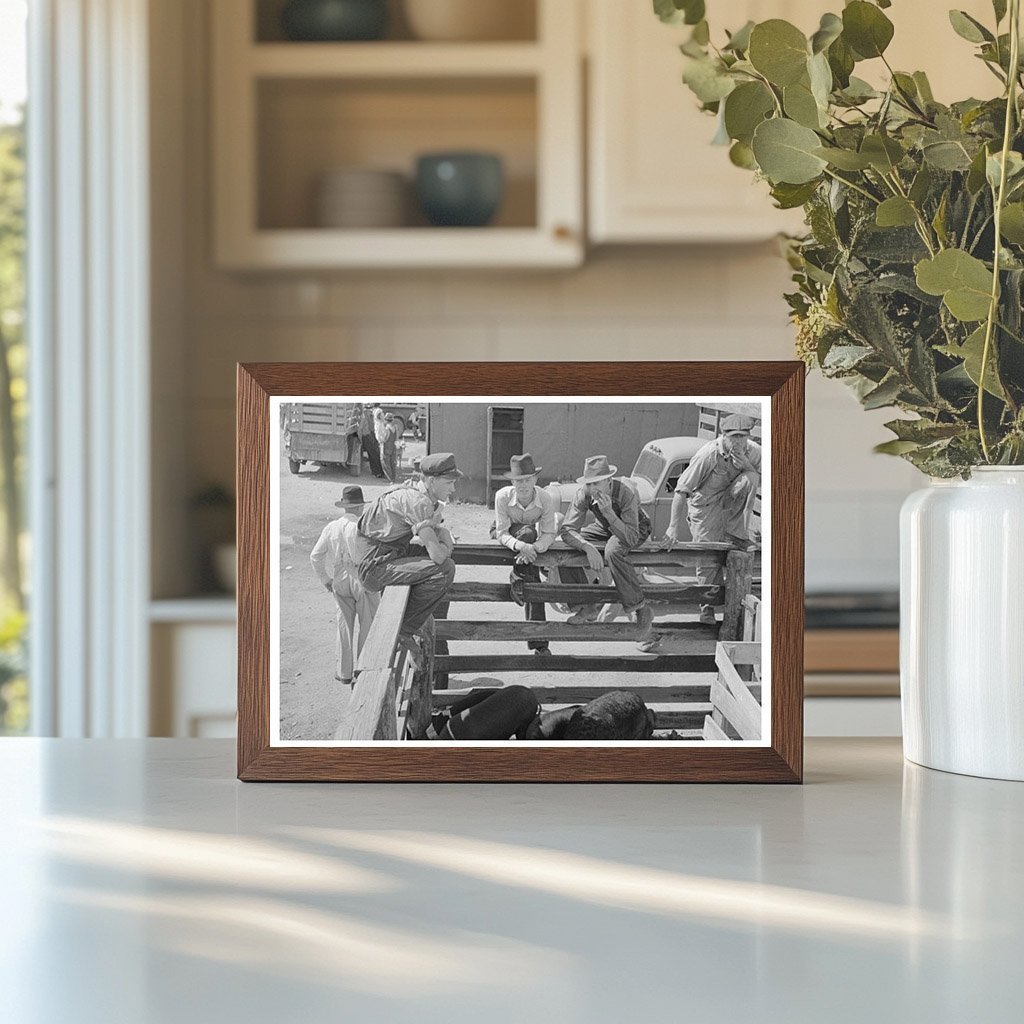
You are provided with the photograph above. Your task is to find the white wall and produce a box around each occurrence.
[153,0,921,599]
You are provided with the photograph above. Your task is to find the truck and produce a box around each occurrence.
[281,402,361,475]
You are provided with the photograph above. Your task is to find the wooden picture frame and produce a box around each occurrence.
[237,362,804,782]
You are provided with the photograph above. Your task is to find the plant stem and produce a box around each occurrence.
[979,0,1021,462]
[822,167,880,205]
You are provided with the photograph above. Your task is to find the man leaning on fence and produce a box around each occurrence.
[352,452,462,657]
[493,453,558,657]
[559,454,654,642]
[663,414,761,627]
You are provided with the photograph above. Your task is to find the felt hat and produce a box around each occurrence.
[505,453,542,479]
[721,414,754,435]
[334,485,366,510]
[576,454,617,484]
[420,452,464,479]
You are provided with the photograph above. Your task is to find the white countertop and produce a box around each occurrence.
[1,738,1021,1023]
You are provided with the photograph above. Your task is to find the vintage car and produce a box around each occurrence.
[548,436,711,541]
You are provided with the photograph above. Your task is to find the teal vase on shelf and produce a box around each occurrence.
[280,0,388,42]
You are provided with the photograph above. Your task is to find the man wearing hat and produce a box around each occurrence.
[353,452,462,646]
[381,412,401,482]
[664,413,762,626]
[310,486,381,684]
[559,455,654,640]
[493,453,559,656]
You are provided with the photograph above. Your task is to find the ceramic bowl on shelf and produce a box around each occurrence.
[315,167,408,228]
[403,0,534,42]
[414,152,504,227]
[280,0,388,42]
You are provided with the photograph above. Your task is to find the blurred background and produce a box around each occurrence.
[0,0,998,739]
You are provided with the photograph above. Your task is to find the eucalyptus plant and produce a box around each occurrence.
[657,0,1024,475]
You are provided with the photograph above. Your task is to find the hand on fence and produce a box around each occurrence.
[658,533,677,552]
[584,544,605,572]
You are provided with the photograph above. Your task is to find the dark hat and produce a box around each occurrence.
[334,485,366,510]
[577,454,617,484]
[505,453,542,479]
[385,412,394,421]
[420,452,463,479]
[722,414,754,435]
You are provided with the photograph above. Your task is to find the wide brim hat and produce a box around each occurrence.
[577,454,617,484]
[334,485,367,510]
[504,453,542,479]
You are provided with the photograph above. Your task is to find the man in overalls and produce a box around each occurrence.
[352,452,461,649]
[559,455,654,641]
[664,414,761,626]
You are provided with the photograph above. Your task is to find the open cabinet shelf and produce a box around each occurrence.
[212,0,583,269]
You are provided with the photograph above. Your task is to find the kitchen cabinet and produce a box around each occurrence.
[586,0,999,244]
[211,0,583,269]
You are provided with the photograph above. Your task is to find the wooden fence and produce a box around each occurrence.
[334,542,759,740]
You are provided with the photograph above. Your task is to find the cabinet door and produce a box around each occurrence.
[587,0,811,242]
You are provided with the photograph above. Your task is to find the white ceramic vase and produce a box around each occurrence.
[900,467,1024,780]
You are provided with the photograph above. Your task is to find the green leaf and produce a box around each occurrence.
[724,20,755,53]
[884,418,963,443]
[691,19,710,45]
[923,140,972,171]
[837,76,879,104]
[860,133,904,173]
[915,250,994,322]
[913,71,935,104]
[909,164,933,205]
[842,1,895,59]
[967,144,991,194]
[814,146,872,170]
[948,10,994,44]
[723,81,775,144]
[729,140,757,169]
[862,374,903,409]
[748,20,809,87]
[653,0,705,26]
[993,0,1008,24]
[682,57,737,104]
[940,325,1006,398]
[770,180,820,209]
[827,36,856,89]
[808,51,833,109]
[874,439,922,455]
[810,12,843,54]
[784,80,825,129]
[932,190,950,247]
[876,197,918,228]
[986,150,1024,191]
[751,118,828,184]
[1000,203,1024,245]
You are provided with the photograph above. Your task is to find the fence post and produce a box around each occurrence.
[405,621,434,740]
[721,549,754,641]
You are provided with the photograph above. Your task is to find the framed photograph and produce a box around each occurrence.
[237,362,803,782]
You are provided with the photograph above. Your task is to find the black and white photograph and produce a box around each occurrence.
[270,397,770,746]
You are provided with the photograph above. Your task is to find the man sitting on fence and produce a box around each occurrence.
[663,414,761,627]
[559,455,654,642]
[352,452,462,655]
[493,453,558,658]
[310,485,380,685]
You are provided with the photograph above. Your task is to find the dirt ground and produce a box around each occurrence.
[278,438,702,740]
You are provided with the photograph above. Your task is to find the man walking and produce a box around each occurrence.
[310,485,380,684]
[493,453,558,657]
[559,455,654,640]
[352,452,462,648]
[381,412,400,482]
[664,414,761,626]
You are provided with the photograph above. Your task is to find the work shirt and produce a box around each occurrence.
[674,437,762,509]
[373,410,387,445]
[356,481,439,548]
[494,485,558,552]
[310,515,361,588]
[561,478,649,548]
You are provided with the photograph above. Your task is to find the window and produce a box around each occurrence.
[0,0,27,734]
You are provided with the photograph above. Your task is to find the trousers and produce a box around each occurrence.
[561,522,648,612]
[332,573,380,680]
[357,539,456,637]
[508,523,549,652]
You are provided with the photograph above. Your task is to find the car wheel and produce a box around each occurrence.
[288,458,301,475]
